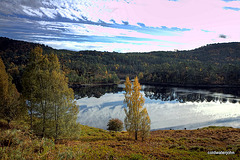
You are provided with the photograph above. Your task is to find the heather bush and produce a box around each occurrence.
[107,118,123,132]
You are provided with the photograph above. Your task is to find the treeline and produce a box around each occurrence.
[140,61,240,85]
[1,37,240,90]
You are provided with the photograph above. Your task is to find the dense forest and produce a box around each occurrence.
[1,37,240,92]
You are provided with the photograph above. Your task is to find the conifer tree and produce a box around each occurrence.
[124,76,150,140]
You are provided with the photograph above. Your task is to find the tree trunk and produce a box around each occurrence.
[7,119,10,125]
[42,113,45,137]
[55,104,58,141]
[30,90,33,131]
[135,130,138,140]
[30,106,33,131]
[41,101,46,137]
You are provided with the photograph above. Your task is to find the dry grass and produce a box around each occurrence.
[1,120,240,159]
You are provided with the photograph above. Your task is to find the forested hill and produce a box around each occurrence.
[177,42,240,63]
[1,37,240,90]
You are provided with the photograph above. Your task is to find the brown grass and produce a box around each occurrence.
[1,122,240,159]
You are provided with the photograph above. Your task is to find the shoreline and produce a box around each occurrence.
[69,81,240,88]
[69,83,118,88]
[140,82,240,88]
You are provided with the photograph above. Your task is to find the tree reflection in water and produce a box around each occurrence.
[143,86,240,103]
[73,84,240,103]
[73,84,123,99]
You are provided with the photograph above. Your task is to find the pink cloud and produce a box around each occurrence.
[3,0,240,52]
[80,0,240,50]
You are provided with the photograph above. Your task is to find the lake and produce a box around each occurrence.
[74,85,240,130]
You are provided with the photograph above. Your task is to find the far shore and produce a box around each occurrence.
[69,81,240,88]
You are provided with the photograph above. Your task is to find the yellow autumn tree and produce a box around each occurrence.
[0,57,22,124]
[140,108,151,141]
[124,76,151,141]
[22,47,79,139]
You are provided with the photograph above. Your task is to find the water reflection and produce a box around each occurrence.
[74,85,240,130]
[143,86,240,103]
[74,84,122,99]
[74,85,240,103]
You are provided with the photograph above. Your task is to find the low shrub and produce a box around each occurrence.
[107,118,123,132]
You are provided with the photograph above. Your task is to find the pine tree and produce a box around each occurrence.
[124,76,150,140]
[22,47,79,138]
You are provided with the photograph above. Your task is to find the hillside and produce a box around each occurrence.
[1,37,240,91]
[1,120,239,159]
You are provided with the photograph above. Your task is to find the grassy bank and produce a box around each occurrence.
[0,120,240,159]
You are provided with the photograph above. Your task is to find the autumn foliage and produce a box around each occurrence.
[124,76,151,141]
[0,57,23,124]
[21,47,80,139]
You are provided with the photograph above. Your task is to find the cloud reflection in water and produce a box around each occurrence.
[76,91,240,130]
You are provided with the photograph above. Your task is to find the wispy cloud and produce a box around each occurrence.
[223,6,240,11]
[0,0,239,52]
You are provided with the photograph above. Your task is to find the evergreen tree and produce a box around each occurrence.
[124,76,150,140]
[22,47,79,139]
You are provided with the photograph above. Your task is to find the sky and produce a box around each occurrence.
[0,0,240,53]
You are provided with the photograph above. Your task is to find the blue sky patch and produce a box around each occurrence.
[222,0,240,2]
[223,7,240,11]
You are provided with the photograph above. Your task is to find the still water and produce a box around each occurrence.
[74,85,240,130]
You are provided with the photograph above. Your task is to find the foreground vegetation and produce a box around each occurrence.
[1,120,239,159]
[1,46,80,140]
